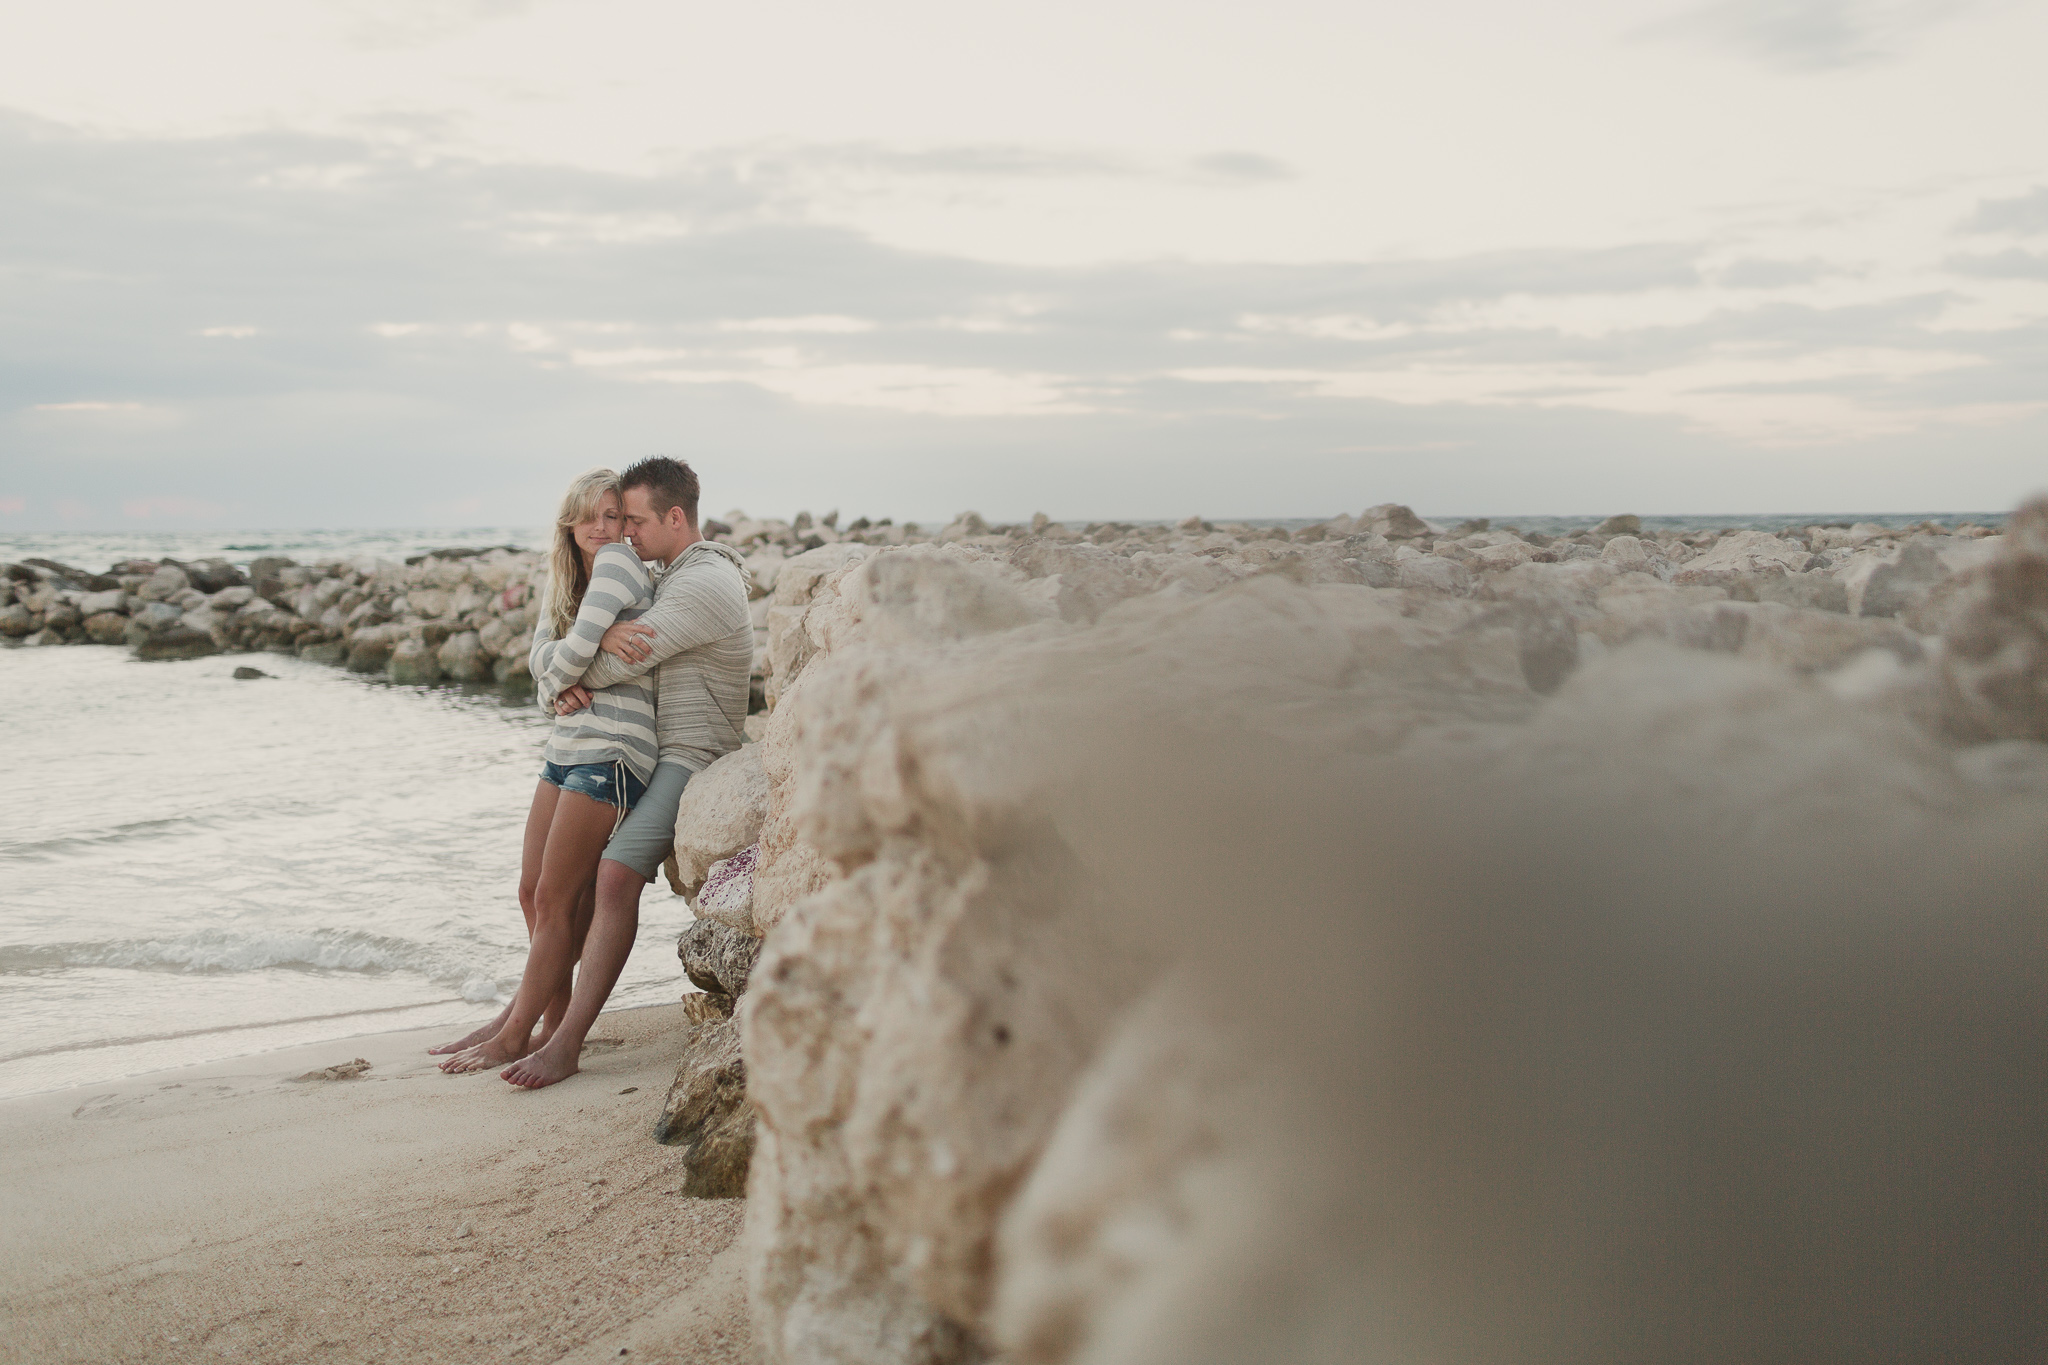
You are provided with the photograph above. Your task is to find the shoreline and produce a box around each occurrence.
[0,1000,752,1365]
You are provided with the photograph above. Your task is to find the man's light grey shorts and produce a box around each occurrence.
[601,758,693,881]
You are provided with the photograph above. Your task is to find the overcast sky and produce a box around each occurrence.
[2,0,2043,528]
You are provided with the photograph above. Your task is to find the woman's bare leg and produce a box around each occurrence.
[441,789,618,1073]
[430,780,559,1055]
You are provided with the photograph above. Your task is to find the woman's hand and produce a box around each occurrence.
[600,620,658,663]
[555,685,594,715]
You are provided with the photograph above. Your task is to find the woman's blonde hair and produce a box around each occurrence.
[544,468,622,639]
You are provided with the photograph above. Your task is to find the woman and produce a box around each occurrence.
[435,468,658,1073]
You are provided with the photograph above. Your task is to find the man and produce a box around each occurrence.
[499,455,752,1089]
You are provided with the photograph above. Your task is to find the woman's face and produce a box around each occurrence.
[572,491,623,558]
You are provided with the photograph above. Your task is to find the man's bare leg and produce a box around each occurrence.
[502,857,646,1089]
[442,793,617,1073]
[533,881,598,1051]
[430,779,559,1055]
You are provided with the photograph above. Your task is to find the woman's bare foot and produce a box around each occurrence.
[426,1006,512,1056]
[439,1031,531,1074]
[500,1040,579,1089]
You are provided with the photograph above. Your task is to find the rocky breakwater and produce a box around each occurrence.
[0,547,550,686]
[651,498,2045,1363]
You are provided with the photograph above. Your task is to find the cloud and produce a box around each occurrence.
[1715,258,1845,288]
[1962,186,2048,236]
[1637,0,1972,71]
[0,108,2040,524]
[1947,249,2048,280]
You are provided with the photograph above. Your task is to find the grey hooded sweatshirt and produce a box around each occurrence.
[552,540,753,774]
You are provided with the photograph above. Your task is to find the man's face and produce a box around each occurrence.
[621,486,691,562]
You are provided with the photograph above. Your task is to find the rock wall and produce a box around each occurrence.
[717,501,2048,1363]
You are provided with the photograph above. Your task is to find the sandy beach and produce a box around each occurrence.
[0,1002,750,1365]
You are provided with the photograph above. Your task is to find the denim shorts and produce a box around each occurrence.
[539,759,649,811]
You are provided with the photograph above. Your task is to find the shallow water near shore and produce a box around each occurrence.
[0,646,703,1098]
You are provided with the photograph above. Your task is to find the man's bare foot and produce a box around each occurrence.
[501,1040,579,1089]
[427,1007,511,1056]
[439,1031,531,1074]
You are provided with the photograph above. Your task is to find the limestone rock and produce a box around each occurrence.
[1840,539,1949,618]
[82,611,128,644]
[136,565,189,602]
[437,629,489,682]
[1937,499,2048,742]
[653,1016,754,1198]
[387,635,443,684]
[134,624,220,660]
[1599,534,1669,578]
[696,845,759,934]
[678,919,761,999]
[345,625,397,673]
[1671,531,1809,585]
[1594,513,1642,536]
[1359,502,1432,539]
[672,744,770,899]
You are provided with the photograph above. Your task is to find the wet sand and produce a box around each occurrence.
[0,1002,750,1365]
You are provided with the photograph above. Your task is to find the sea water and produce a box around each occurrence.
[0,646,703,1098]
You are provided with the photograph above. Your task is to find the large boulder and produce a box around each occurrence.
[1671,531,1810,585]
[1937,499,2048,742]
[672,745,771,900]
[652,1014,754,1197]
[387,635,443,684]
[436,629,489,682]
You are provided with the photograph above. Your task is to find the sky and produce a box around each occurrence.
[1,0,2043,529]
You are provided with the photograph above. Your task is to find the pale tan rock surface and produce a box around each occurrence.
[729,511,2048,1365]
[671,744,771,901]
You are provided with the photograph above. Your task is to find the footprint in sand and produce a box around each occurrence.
[580,1038,625,1054]
[292,1058,372,1082]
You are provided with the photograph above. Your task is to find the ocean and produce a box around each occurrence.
[0,514,2012,1099]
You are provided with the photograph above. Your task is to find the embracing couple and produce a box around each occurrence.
[433,456,752,1088]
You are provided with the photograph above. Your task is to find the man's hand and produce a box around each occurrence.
[600,619,659,664]
[555,685,594,715]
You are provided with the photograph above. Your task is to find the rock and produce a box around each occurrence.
[1395,555,1470,594]
[680,992,735,1023]
[136,565,190,602]
[232,666,271,680]
[678,919,761,999]
[0,602,30,637]
[345,625,397,673]
[1358,502,1431,539]
[1936,499,2048,742]
[299,640,346,666]
[653,1016,754,1197]
[209,585,255,610]
[1594,513,1642,536]
[77,588,126,615]
[82,611,128,644]
[1841,539,1948,618]
[1671,531,1810,585]
[1599,534,1668,578]
[672,745,771,899]
[695,844,759,933]
[437,630,489,682]
[184,558,245,593]
[388,635,444,684]
[134,625,220,660]
[1740,571,1849,614]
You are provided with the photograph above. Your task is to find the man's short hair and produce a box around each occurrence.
[620,456,700,528]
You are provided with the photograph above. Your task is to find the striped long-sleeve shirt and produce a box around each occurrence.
[568,540,753,773]
[529,542,659,782]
